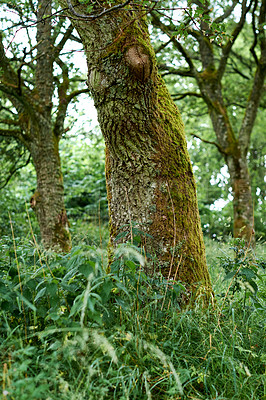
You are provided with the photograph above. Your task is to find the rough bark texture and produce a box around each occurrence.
[0,1,71,252]
[59,1,212,297]
[29,120,71,252]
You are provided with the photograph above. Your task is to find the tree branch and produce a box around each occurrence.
[218,0,253,80]
[0,153,31,190]
[151,11,196,74]
[53,24,74,59]
[158,64,194,77]
[66,0,131,20]
[239,0,266,155]
[155,37,174,54]
[0,118,20,126]
[0,128,22,139]
[214,0,239,24]
[66,88,90,103]
[250,0,259,65]
[171,92,202,100]
[191,133,227,154]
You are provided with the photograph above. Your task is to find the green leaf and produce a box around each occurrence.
[224,270,237,280]
[15,291,37,312]
[101,279,112,303]
[79,261,95,278]
[34,287,46,302]
[239,268,257,280]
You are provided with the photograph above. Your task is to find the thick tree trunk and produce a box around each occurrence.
[59,2,212,296]
[27,1,71,251]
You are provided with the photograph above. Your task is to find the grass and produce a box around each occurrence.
[0,232,265,400]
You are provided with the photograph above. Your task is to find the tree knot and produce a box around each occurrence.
[125,45,152,82]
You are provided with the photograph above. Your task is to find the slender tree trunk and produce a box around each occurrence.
[29,122,71,252]
[28,0,71,251]
[198,74,255,242]
[59,2,212,297]
[151,0,265,244]
[0,0,71,252]
[227,154,254,242]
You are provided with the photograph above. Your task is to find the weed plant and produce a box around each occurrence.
[0,233,265,399]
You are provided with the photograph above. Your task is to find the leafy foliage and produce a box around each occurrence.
[219,238,266,308]
[0,233,265,399]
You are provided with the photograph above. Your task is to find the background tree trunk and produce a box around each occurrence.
[29,123,71,252]
[198,75,255,243]
[151,0,265,244]
[0,0,72,251]
[59,1,212,297]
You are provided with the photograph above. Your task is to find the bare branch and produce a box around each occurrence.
[239,0,266,155]
[155,37,173,54]
[250,0,260,65]
[66,0,131,20]
[151,11,196,74]
[191,133,227,154]
[0,153,31,190]
[158,64,194,77]
[214,0,240,24]
[0,118,20,126]
[171,92,202,100]
[0,128,22,138]
[66,88,89,103]
[53,24,74,59]
[218,0,253,80]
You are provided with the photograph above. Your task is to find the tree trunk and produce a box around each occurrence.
[59,2,212,296]
[0,0,71,252]
[29,123,71,252]
[198,73,255,243]
[227,153,254,242]
[151,0,265,244]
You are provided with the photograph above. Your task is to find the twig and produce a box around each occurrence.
[191,132,226,155]
[66,0,131,20]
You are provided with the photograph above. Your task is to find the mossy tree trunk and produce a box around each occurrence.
[59,1,212,295]
[0,0,72,252]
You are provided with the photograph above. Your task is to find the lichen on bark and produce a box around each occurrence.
[59,0,213,301]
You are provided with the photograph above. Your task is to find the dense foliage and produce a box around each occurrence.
[0,234,265,399]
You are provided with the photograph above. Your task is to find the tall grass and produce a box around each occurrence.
[0,233,265,399]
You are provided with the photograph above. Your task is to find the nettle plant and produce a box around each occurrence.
[219,238,265,308]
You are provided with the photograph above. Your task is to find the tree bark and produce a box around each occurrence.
[0,0,71,252]
[59,1,212,297]
[29,121,71,252]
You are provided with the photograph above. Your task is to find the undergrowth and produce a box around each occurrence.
[0,234,265,400]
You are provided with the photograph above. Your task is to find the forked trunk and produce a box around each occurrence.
[59,2,212,297]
